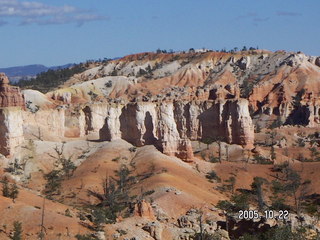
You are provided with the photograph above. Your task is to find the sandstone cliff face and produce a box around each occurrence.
[99,102,195,161]
[99,99,254,161]
[248,53,320,126]
[47,50,320,131]
[23,109,65,140]
[0,107,24,156]
[99,104,123,141]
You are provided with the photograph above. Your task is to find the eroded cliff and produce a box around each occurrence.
[98,99,254,161]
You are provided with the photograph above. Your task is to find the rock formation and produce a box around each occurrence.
[134,199,156,220]
[315,57,320,67]
[0,73,24,108]
[0,73,24,156]
[17,50,320,160]
[99,99,254,161]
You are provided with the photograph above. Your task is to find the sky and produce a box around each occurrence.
[0,0,319,68]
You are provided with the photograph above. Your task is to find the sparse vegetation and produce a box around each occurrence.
[43,170,62,197]
[3,47,320,240]
[310,147,320,161]
[25,100,40,113]
[216,192,250,213]
[87,164,136,226]
[1,177,10,197]
[240,225,311,240]
[205,170,221,182]
[208,154,219,163]
[88,91,98,101]
[241,79,254,98]
[293,89,306,107]
[270,162,310,214]
[253,153,273,164]
[128,146,137,153]
[105,80,112,88]
[15,64,86,93]
[10,184,19,202]
[251,177,267,211]
[75,234,98,240]
[225,176,236,194]
[1,177,19,202]
[11,221,23,240]
[48,143,76,179]
[269,116,283,129]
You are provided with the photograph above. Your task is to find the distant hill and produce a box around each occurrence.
[0,63,74,83]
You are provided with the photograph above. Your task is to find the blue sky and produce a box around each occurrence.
[0,0,319,67]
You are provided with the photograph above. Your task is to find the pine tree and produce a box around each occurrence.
[10,184,19,202]
[2,177,10,197]
[11,221,23,240]
[251,177,266,211]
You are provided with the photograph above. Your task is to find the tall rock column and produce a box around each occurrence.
[157,102,194,162]
[223,99,254,148]
[0,73,24,156]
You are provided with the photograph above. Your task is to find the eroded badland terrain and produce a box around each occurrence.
[0,49,320,239]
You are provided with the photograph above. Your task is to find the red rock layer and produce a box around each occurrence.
[0,73,24,108]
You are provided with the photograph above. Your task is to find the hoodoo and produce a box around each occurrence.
[0,73,24,156]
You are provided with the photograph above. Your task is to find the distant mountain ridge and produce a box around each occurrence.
[0,63,74,82]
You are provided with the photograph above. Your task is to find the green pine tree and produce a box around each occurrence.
[10,184,19,202]
[2,177,10,197]
[11,221,23,240]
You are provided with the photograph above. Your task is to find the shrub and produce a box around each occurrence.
[269,116,283,129]
[43,170,62,197]
[206,170,221,182]
[75,234,98,240]
[2,177,10,197]
[191,232,221,240]
[105,80,112,88]
[143,190,155,196]
[253,154,273,164]
[209,154,219,163]
[296,138,305,147]
[129,147,137,153]
[88,91,98,101]
[271,162,289,172]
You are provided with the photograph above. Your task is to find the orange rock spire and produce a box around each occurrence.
[0,73,25,108]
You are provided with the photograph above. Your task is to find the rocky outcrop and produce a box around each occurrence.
[142,222,162,240]
[50,91,72,104]
[0,108,24,156]
[0,73,24,108]
[23,109,65,139]
[0,73,25,156]
[99,99,254,161]
[315,57,320,67]
[134,199,156,220]
[99,102,194,161]
[99,104,123,140]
